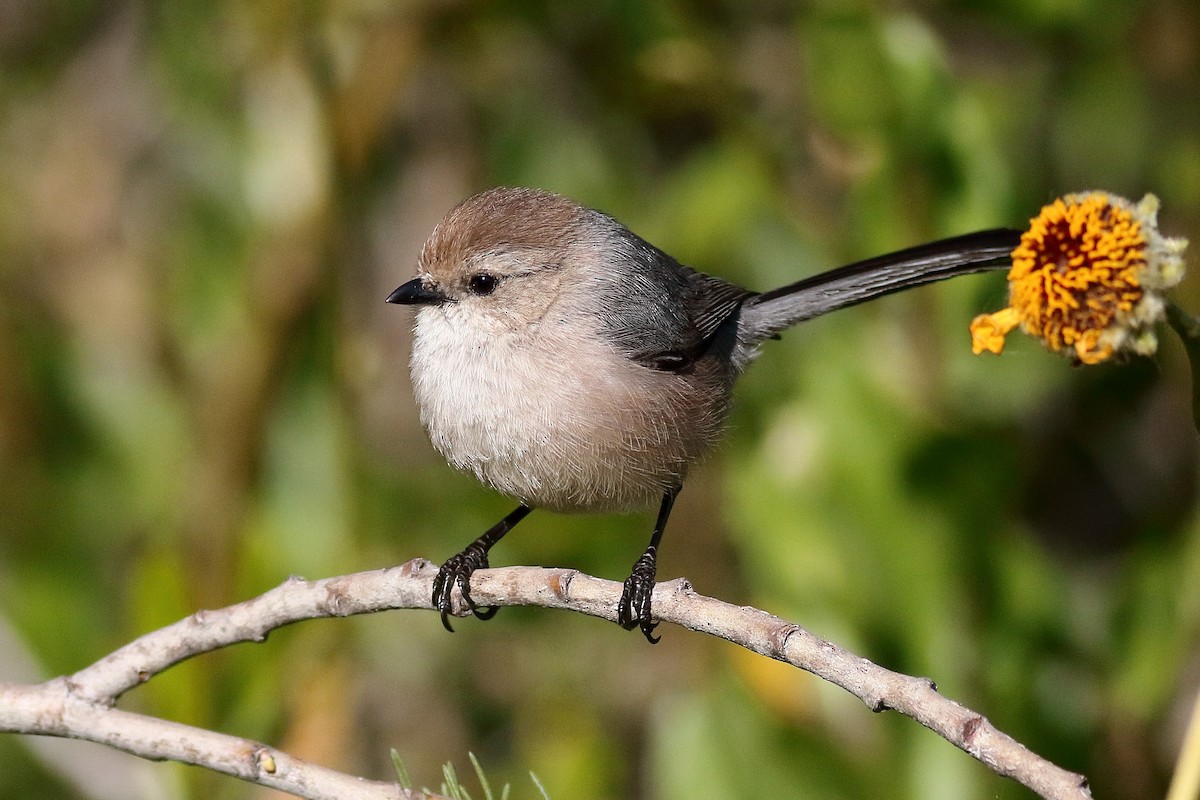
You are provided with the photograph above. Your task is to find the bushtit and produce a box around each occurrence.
[388,187,1019,641]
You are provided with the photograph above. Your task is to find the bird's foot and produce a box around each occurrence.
[617,549,660,644]
[431,504,532,633]
[432,540,498,632]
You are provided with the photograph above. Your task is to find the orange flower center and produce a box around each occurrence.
[1007,193,1148,363]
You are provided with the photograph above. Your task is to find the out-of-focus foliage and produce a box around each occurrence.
[0,2,1198,799]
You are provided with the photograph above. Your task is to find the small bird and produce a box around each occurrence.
[388,187,1019,641]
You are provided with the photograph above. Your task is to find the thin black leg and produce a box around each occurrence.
[617,488,679,643]
[433,504,532,632]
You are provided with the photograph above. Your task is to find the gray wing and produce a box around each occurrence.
[596,225,754,371]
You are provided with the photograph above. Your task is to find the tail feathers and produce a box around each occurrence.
[737,228,1021,347]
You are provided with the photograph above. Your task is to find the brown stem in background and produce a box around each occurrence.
[1166,302,1200,435]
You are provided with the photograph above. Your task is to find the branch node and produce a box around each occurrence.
[254,747,278,775]
[324,582,354,617]
[768,623,796,662]
[398,558,435,577]
[547,568,575,601]
[662,577,692,595]
[961,714,985,746]
[41,677,73,729]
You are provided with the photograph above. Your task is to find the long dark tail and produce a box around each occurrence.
[737,228,1021,346]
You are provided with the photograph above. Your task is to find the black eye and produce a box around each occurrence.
[467,273,498,296]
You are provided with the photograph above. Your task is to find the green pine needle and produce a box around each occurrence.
[529,772,550,800]
[468,752,497,800]
[390,750,413,791]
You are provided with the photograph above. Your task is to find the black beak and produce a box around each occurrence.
[386,277,449,306]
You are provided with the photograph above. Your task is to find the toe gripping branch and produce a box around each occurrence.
[433,488,679,643]
[432,504,532,632]
[617,489,679,644]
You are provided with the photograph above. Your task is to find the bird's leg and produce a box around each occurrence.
[618,488,679,643]
[433,504,532,632]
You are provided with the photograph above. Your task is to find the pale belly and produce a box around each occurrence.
[410,309,728,512]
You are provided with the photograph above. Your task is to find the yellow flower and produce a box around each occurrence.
[970,192,1188,364]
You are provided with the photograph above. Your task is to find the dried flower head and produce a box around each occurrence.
[970,192,1187,364]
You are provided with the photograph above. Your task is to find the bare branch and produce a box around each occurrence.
[467,567,1092,800]
[0,680,408,800]
[1,559,1092,800]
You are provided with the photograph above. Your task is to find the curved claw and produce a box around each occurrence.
[471,604,500,620]
[618,553,660,644]
[432,543,494,631]
[434,573,456,633]
[457,570,499,620]
[617,488,676,644]
[431,561,461,632]
[430,504,532,632]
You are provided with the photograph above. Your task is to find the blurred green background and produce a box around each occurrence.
[1,1,1199,799]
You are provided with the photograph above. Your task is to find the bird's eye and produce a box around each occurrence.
[467,273,499,296]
